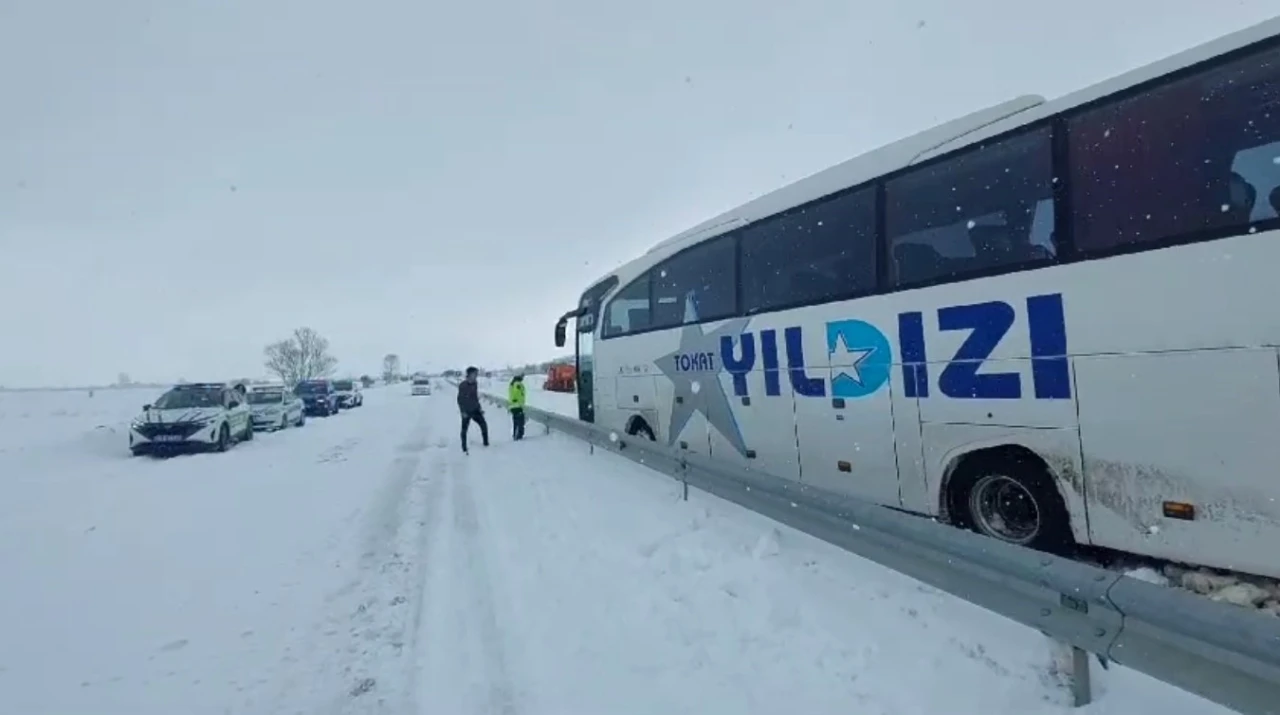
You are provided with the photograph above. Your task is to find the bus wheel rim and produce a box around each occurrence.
[969,474,1041,545]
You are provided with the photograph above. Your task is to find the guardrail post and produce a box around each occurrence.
[1069,645,1092,707]
[679,457,689,501]
[1051,638,1093,707]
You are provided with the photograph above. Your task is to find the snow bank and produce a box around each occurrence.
[0,386,163,463]
[454,419,1232,714]
[1114,560,1280,616]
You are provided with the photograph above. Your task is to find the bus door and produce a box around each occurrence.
[890,384,930,513]
[576,321,596,423]
[557,277,618,424]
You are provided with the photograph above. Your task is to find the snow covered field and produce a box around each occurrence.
[0,386,1235,714]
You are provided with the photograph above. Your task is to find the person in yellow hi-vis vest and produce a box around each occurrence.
[507,374,527,441]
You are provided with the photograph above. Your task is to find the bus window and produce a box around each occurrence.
[651,235,736,328]
[886,125,1056,288]
[1067,41,1280,254]
[740,185,877,314]
[603,273,651,337]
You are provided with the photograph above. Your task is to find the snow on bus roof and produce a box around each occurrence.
[600,15,1280,285]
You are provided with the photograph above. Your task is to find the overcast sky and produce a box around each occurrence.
[1,0,1275,387]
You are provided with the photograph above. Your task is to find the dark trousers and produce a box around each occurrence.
[461,410,489,450]
[511,407,526,440]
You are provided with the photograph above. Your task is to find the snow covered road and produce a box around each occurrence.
[0,386,1232,714]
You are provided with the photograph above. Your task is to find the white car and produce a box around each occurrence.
[411,378,432,396]
[247,386,306,431]
[333,379,364,409]
[129,382,254,456]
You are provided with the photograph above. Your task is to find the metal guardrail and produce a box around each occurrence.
[469,386,1280,714]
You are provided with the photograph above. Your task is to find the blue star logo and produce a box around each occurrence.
[826,319,892,398]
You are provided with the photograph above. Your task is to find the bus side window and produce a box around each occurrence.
[1067,41,1280,254]
[651,234,735,328]
[740,184,877,313]
[603,273,651,337]
[885,125,1056,289]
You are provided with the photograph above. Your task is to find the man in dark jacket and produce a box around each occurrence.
[457,366,489,453]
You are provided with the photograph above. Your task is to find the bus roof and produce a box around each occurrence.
[594,15,1280,288]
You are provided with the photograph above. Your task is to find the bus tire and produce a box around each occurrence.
[947,448,1074,555]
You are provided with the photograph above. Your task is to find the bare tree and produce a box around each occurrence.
[264,327,338,387]
[382,353,401,383]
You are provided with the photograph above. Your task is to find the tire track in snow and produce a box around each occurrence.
[416,450,519,715]
[255,403,437,715]
[399,454,446,712]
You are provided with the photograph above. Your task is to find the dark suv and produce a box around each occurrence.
[294,379,340,417]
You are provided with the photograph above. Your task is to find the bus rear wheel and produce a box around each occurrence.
[949,449,1073,555]
[627,419,655,441]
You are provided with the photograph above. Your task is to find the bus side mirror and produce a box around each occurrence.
[554,307,584,349]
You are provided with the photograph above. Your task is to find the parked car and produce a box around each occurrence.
[294,379,340,416]
[411,377,432,396]
[247,385,306,431]
[333,379,364,408]
[129,382,254,456]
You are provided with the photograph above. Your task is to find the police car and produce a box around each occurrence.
[247,385,307,431]
[129,382,254,456]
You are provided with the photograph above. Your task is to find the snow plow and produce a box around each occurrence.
[543,364,576,393]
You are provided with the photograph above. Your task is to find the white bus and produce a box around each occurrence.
[552,17,1280,580]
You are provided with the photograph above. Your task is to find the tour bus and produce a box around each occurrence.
[552,17,1280,580]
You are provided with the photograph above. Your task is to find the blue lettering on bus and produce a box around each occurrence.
[673,351,717,372]
[718,292,1070,401]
